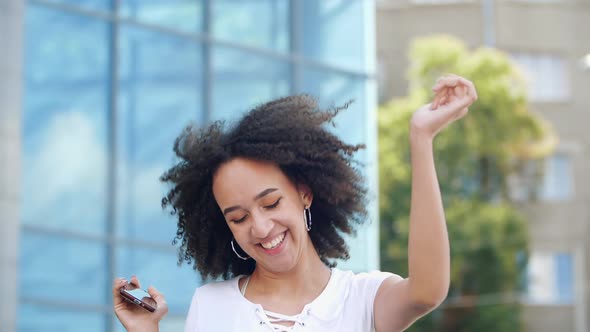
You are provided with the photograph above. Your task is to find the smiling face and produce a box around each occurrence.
[212,157,314,274]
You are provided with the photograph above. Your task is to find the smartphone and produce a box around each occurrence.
[119,281,157,312]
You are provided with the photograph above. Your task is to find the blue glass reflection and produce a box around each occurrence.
[300,69,370,271]
[116,25,203,244]
[211,46,290,121]
[19,231,107,305]
[301,69,367,147]
[115,246,201,315]
[19,304,106,332]
[40,0,112,12]
[556,253,573,303]
[120,0,203,33]
[212,0,289,52]
[300,0,366,70]
[23,4,109,234]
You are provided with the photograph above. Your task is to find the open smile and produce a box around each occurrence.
[258,231,287,255]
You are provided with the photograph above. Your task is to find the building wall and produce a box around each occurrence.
[377,0,589,331]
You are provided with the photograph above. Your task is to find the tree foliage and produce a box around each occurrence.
[378,35,556,331]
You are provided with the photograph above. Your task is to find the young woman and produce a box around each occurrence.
[112,74,477,332]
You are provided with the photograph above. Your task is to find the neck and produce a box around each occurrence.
[249,242,331,302]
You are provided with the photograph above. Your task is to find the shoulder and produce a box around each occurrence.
[185,276,246,332]
[335,268,403,293]
[309,269,403,328]
[192,275,242,302]
[321,268,403,308]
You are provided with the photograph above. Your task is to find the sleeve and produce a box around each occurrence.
[357,271,399,303]
[184,288,200,332]
[352,270,403,325]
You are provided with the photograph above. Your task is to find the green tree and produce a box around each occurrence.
[378,35,556,332]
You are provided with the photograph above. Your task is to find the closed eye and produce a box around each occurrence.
[264,198,282,210]
[231,215,248,224]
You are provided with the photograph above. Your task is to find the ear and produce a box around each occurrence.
[297,183,313,208]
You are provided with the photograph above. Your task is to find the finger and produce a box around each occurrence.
[112,277,128,305]
[439,93,474,117]
[130,275,141,288]
[458,77,478,101]
[439,94,449,107]
[454,85,464,98]
[148,286,169,315]
[435,73,458,85]
[431,88,446,109]
[448,92,457,104]
[433,76,460,92]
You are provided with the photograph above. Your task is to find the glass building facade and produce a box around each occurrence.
[10,0,379,331]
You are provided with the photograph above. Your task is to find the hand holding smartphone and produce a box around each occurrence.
[113,276,168,331]
[120,280,157,312]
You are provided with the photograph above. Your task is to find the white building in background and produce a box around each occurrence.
[376,0,590,331]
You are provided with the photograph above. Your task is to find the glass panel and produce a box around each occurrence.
[19,232,107,305]
[511,54,570,101]
[556,253,574,303]
[120,0,203,33]
[299,68,370,269]
[300,69,367,147]
[41,0,112,12]
[23,4,109,234]
[540,154,573,201]
[19,304,106,332]
[527,251,575,304]
[211,47,290,121]
[212,0,289,52]
[300,0,366,70]
[116,25,203,244]
[116,246,201,314]
[300,69,371,271]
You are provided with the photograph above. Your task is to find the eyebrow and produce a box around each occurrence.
[222,188,279,216]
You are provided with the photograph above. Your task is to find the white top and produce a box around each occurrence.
[183,268,399,332]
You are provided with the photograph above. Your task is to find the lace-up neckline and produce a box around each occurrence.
[240,276,305,331]
[239,271,332,331]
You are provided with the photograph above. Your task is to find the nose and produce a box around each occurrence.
[250,212,273,239]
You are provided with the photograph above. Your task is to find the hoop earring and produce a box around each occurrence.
[304,207,312,231]
[231,239,250,260]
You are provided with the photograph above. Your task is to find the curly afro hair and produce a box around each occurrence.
[160,95,369,280]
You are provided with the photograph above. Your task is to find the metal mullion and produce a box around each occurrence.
[21,224,177,251]
[30,0,115,20]
[107,0,119,330]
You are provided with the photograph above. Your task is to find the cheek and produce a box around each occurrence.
[225,222,244,239]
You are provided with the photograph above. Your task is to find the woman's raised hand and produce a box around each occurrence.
[112,276,168,332]
[410,74,478,140]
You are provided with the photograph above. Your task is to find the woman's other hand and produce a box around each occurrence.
[410,74,478,141]
[112,276,168,332]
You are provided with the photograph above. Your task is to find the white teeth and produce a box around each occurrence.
[261,232,285,249]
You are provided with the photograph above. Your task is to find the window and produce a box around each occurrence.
[539,153,573,201]
[19,0,377,330]
[22,4,109,235]
[508,153,574,202]
[526,251,574,304]
[511,54,570,102]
